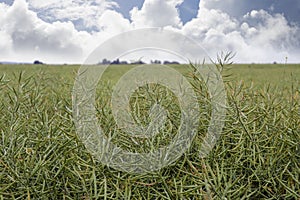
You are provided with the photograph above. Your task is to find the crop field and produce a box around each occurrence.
[0,63,299,199]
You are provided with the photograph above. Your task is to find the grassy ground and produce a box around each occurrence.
[0,64,299,199]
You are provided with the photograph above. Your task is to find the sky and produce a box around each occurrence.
[0,0,299,64]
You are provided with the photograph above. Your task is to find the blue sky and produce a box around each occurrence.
[112,0,200,24]
[111,0,144,21]
[0,0,299,63]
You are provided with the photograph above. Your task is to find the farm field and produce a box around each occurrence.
[1,63,299,87]
[0,64,299,199]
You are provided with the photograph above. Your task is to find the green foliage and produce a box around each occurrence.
[0,64,299,199]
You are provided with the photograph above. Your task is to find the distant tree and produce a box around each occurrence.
[101,58,110,64]
[130,57,145,65]
[120,61,128,65]
[100,58,128,65]
[163,61,180,65]
[131,60,145,65]
[34,60,44,65]
[151,60,161,64]
[111,59,120,65]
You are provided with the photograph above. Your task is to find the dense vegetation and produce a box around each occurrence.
[0,64,299,199]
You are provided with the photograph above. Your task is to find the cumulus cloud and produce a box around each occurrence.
[98,10,132,33]
[130,0,183,28]
[0,31,12,56]
[0,0,89,63]
[181,0,300,63]
[0,0,299,63]
[0,3,12,55]
[243,10,299,49]
[200,0,300,26]
[27,0,117,31]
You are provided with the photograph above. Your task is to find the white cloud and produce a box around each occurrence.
[183,5,238,38]
[181,0,300,63]
[98,10,132,33]
[27,0,60,9]
[0,0,90,63]
[0,31,12,56]
[27,0,117,30]
[243,10,299,49]
[130,0,183,28]
[0,0,299,63]
[0,3,9,28]
[0,3,12,55]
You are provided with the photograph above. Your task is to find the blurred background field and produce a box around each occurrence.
[1,63,299,87]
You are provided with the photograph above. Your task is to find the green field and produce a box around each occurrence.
[0,64,299,199]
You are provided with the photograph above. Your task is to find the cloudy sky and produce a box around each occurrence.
[0,0,299,64]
